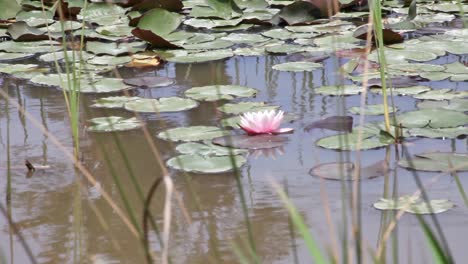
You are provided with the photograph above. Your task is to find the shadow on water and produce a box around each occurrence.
[1,53,468,263]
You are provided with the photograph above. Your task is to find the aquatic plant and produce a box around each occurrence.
[239,110,293,135]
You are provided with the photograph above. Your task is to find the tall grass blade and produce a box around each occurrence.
[416,215,452,264]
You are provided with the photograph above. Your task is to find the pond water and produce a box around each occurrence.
[1,51,468,263]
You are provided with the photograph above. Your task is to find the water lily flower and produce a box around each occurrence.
[239,110,294,135]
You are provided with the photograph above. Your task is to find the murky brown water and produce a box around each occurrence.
[1,55,468,263]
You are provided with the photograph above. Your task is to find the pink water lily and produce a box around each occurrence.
[239,110,294,135]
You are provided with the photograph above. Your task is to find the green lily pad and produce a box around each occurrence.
[368,48,438,63]
[220,33,269,44]
[182,39,233,50]
[185,85,257,101]
[0,0,21,20]
[427,3,468,13]
[272,61,322,72]
[370,86,431,96]
[78,3,127,25]
[265,44,310,54]
[123,76,174,88]
[166,154,246,173]
[218,102,279,114]
[131,8,182,48]
[124,97,198,113]
[398,152,468,172]
[417,99,468,112]
[96,24,134,37]
[451,74,468,82]
[158,126,229,142]
[87,55,132,65]
[309,160,388,180]
[212,134,288,149]
[395,109,468,128]
[87,116,143,132]
[316,132,390,151]
[0,63,39,74]
[16,10,54,27]
[272,1,324,25]
[184,18,243,29]
[408,127,468,139]
[348,104,397,115]
[211,23,254,32]
[45,21,83,33]
[91,96,140,108]
[233,47,266,56]
[175,142,248,156]
[412,89,468,101]
[86,41,146,56]
[0,40,62,53]
[373,196,454,214]
[0,52,34,61]
[444,62,468,74]
[6,21,49,41]
[39,51,94,62]
[315,85,362,96]
[71,78,132,93]
[419,72,452,81]
[30,74,132,93]
[387,63,445,73]
[165,49,234,63]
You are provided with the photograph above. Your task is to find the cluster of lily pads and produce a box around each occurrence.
[0,0,467,183]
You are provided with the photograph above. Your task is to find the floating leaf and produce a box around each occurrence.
[408,127,468,139]
[398,152,468,172]
[165,49,233,63]
[309,160,388,181]
[0,40,62,53]
[444,62,468,75]
[315,85,362,96]
[175,142,247,156]
[272,61,322,72]
[185,85,257,101]
[373,196,454,214]
[395,109,468,128]
[96,24,133,37]
[272,0,329,26]
[123,76,174,88]
[86,41,145,56]
[370,85,431,96]
[124,97,198,113]
[348,104,398,115]
[166,154,246,173]
[39,51,94,62]
[184,18,243,29]
[132,8,183,48]
[0,52,34,62]
[91,96,140,108]
[87,55,132,65]
[77,2,127,25]
[7,21,49,41]
[220,33,269,44]
[182,39,233,50]
[87,116,143,132]
[218,102,279,114]
[0,63,39,74]
[158,126,229,142]
[316,132,390,151]
[417,99,468,112]
[212,134,288,149]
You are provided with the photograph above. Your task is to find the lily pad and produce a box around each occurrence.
[444,62,468,75]
[131,8,183,48]
[220,33,269,44]
[87,55,132,66]
[399,152,468,173]
[165,49,234,63]
[408,127,468,139]
[78,3,127,26]
[304,116,353,133]
[0,40,62,53]
[166,154,246,173]
[218,102,279,114]
[395,109,468,128]
[373,196,454,214]
[6,21,49,41]
[348,104,397,115]
[175,142,247,156]
[123,76,174,88]
[0,63,39,74]
[86,41,146,56]
[316,132,390,151]
[272,61,322,72]
[413,89,468,101]
[309,160,388,180]
[96,24,134,37]
[0,52,34,61]
[184,18,243,29]
[87,116,143,132]
[91,96,140,108]
[315,85,363,96]
[272,1,326,26]
[182,39,233,50]
[39,51,94,62]
[212,134,288,149]
[158,126,229,142]
[124,97,198,113]
[185,85,257,101]
[370,86,431,96]
[417,99,468,112]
